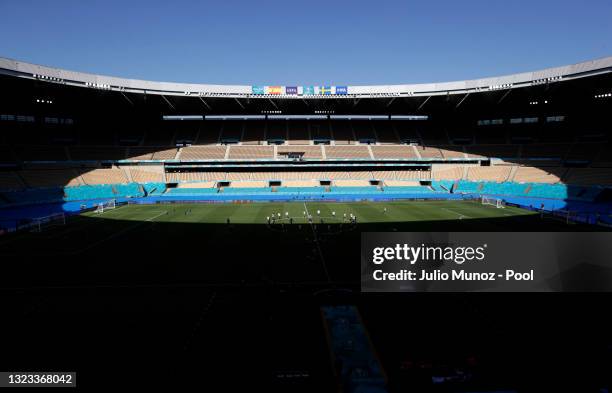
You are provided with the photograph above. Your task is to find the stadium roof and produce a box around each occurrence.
[1,56,611,99]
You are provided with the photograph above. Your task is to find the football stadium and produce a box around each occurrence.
[1,55,611,390]
[2,56,612,232]
[1,2,612,390]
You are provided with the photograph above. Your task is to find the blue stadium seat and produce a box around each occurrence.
[222,187,272,194]
[64,183,144,201]
[164,188,219,195]
[454,181,481,193]
[328,186,380,194]
[431,181,454,192]
[527,184,568,199]
[480,182,529,195]
[142,182,167,195]
[383,186,435,194]
[275,187,326,194]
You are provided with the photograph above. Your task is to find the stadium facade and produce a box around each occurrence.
[1,56,612,229]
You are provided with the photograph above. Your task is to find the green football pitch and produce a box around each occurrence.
[0,198,601,294]
[0,199,587,262]
[82,199,532,224]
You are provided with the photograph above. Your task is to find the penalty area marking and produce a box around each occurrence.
[58,207,162,239]
[145,211,169,222]
[441,207,468,220]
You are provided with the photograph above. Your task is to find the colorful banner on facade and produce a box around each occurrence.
[252,85,348,95]
[303,86,315,95]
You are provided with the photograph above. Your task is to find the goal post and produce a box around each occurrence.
[481,196,505,208]
[31,212,66,232]
[94,199,116,214]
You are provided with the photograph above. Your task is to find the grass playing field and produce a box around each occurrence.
[0,199,591,261]
[0,199,593,290]
[78,199,534,225]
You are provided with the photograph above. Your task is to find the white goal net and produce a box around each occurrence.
[94,199,116,214]
[31,212,66,232]
[481,196,505,208]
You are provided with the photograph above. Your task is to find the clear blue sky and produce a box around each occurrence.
[1,0,611,85]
